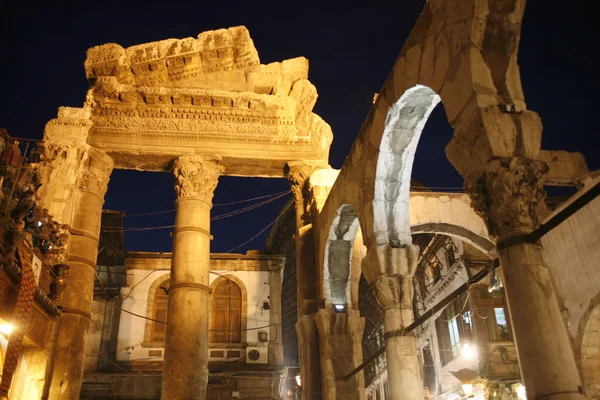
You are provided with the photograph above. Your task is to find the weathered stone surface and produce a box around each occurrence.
[539,150,590,186]
[162,156,222,400]
[465,156,548,238]
[172,155,224,201]
[315,309,365,400]
[85,26,259,87]
[80,27,331,176]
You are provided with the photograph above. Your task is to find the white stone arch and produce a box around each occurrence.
[313,0,533,254]
[323,204,366,309]
[373,85,441,247]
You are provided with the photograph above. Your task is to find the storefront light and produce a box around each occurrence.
[295,374,302,387]
[461,343,476,359]
[0,323,14,335]
[461,383,474,397]
[512,383,527,400]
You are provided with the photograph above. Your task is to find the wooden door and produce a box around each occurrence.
[211,280,242,343]
[152,284,169,342]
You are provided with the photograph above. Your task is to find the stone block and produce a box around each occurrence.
[362,243,419,278]
[539,150,589,186]
[450,196,472,228]
[419,35,437,87]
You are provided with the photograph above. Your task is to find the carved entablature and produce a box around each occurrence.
[77,26,333,176]
[85,26,259,87]
[89,77,297,137]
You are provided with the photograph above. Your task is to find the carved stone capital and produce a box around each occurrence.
[464,157,548,239]
[78,149,114,198]
[286,162,319,203]
[172,156,224,202]
[373,274,414,311]
[361,244,419,283]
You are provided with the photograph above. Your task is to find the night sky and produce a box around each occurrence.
[1,1,598,253]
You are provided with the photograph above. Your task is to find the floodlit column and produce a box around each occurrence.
[162,155,223,400]
[269,266,284,365]
[47,149,113,400]
[366,245,423,400]
[287,162,323,400]
[296,315,322,400]
[466,157,584,400]
[315,308,365,400]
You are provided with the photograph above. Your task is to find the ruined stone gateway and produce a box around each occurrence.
[2,1,596,400]
[34,25,332,400]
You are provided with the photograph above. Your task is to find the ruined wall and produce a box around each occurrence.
[540,176,600,397]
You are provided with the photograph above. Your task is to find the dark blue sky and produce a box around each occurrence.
[1,1,597,253]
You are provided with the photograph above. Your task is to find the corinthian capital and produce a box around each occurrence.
[464,157,548,239]
[78,148,114,198]
[172,155,224,202]
[286,162,319,202]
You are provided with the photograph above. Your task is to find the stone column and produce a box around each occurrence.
[365,245,424,400]
[47,148,113,400]
[161,155,223,400]
[269,265,284,365]
[296,315,322,400]
[315,308,365,400]
[287,162,322,399]
[466,157,584,400]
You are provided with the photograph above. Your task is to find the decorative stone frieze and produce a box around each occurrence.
[172,156,224,202]
[81,27,333,175]
[464,156,549,238]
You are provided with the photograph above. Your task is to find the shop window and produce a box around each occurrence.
[481,287,512,341]
[435,293,472,365]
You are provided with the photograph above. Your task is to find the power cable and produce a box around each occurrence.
[123,190,290,217]
[100,192,290,233]
[225,201,293,253]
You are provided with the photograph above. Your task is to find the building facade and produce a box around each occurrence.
[82,249,286,399]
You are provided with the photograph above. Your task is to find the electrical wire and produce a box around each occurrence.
[100,191,290,233]
[225,201,293,253]
[123,190,291,217]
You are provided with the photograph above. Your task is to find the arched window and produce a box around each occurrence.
[210,280,242,343]
[151,280,169,343]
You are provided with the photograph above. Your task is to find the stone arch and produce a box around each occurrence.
[373,85,441,247]
[323,204,366,308]
[578,294,600,399]
[209,274,248,344]
[408,193,495,256]
[143,273,170,347]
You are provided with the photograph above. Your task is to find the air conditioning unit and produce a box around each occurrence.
[246,347,268,364]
